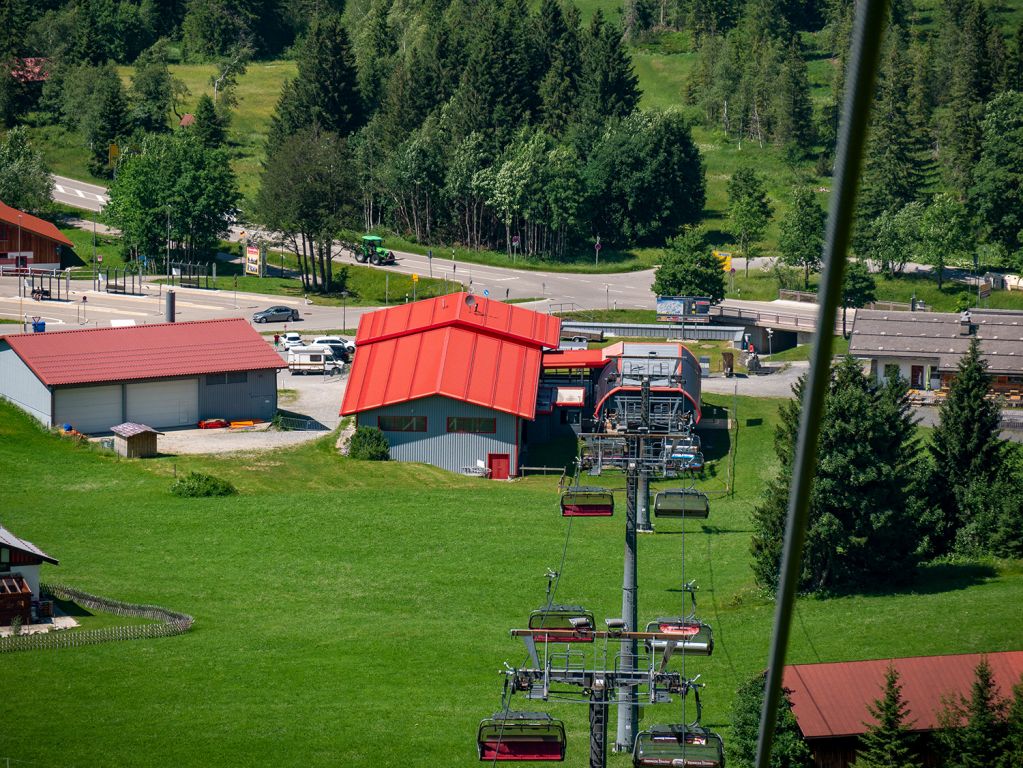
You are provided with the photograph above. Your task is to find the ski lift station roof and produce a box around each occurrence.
[340,293,562,419]
[783,651,1023,739]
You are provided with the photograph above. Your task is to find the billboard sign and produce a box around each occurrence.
[244,244,265,277]
[656,296,713,323]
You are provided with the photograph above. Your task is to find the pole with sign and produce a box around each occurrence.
[512,234,520,263]
[412,273,418,301]
[428,249,433,278]
[595,235,601,266]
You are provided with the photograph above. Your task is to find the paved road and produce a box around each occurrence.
[52,175,109,212]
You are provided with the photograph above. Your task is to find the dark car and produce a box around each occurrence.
[253,306,299,323]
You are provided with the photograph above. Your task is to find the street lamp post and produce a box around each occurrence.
[767,327,774,357]
[166,206,171,283]
[18,214,24,332]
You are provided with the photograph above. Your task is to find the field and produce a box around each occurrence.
[1,394,1021,767]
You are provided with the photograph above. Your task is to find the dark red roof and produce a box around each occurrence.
[3,319,283,386]
[784,651,1023,739]
[341,293,561,419]
[0,200,73,247]
[542,349,608,369]
[179,113,195,127]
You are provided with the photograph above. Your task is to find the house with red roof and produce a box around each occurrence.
[783,651,1023,767]
[0,524,58,626]
[0,319,283,432]
[340,293,561,478]
[0,200,74,271]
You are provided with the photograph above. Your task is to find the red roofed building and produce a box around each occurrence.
[0,319,283,432]
[341,293,561,477]
[784,652,1023,767]
[0,200,74,271]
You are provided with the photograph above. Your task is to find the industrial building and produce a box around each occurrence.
[341,295,704,477]
[0,319,283,433]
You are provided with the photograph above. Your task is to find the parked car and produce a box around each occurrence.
[288,346,346,375]
[253,305,299,323]
[312,336,356,355]
[311,342,350,363]
[281,332,304,350]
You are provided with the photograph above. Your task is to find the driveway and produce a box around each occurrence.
[701,361,807,398]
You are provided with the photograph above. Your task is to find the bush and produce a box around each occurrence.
[348,426,390,461]
[170,472,237,497]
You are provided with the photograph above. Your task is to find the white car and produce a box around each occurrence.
[312,336,356,354]
[281,332,304,350]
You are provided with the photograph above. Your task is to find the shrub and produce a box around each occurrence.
[170,472,237,497]
[348,426,390,461]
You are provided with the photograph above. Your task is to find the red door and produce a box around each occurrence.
[488,453,510,480]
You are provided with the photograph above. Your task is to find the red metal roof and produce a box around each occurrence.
[3,319,283,386]
[355,292,561,349]
[341,294,561,419]
[0,200,73,247]
[784,651,1023,739]
[541,349,608,369]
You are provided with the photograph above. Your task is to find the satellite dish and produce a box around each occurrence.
[465,294,477,309]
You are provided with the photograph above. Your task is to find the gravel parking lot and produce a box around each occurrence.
[156,362,348,455]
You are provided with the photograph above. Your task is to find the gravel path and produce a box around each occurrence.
[701,362,807,398]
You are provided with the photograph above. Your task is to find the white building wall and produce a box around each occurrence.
[0,343,51,425]
[11,564,42,600]
[872,357,941,389]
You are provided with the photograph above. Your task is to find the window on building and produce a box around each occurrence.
[207,374,226,385]
[378,415,427,432]
[446,417,497,433]
[226,371,247,384]
[883,364,900,380]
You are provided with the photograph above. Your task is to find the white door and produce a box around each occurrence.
[54,385,122,433]
[126,379,198,428]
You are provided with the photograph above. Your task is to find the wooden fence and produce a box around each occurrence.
[0,583,193,654]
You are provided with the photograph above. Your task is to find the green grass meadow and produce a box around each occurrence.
[1,393,1020,766]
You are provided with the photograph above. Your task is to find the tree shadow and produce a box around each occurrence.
[697,427,730,464]
[826,560,999,598]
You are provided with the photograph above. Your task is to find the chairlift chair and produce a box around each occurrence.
[644,618,714,656]
[653,489,710,519]
[527,604,595,643]
[477,711,567,761]
[633,724,725,768]
[560,486,614,517]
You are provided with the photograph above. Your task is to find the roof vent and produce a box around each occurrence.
[960,311,974,336]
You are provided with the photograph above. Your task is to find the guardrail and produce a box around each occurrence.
[562,321,745,342]
[709,305,845,335]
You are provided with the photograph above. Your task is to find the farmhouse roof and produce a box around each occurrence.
[0,200,74,248]
[0,525,59,565]
[341,293,561,419]
[849,309,1023,375]
[2,318,283,386]
[783,651,1023,739]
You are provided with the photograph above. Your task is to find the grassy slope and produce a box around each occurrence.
[1,398,1020,766]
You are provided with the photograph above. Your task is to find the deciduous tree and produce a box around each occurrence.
[914,194,971,290]
[0,127,53,213]
[652,227,725,301]
[779,186,824,289]
[728,671,813,768]
[728,167,772,276]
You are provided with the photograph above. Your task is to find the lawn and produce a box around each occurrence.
[1,394,1020,767]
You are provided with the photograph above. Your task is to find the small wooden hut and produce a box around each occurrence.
[110,422,162,458]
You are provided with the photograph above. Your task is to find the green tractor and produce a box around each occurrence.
[355,235,396,266]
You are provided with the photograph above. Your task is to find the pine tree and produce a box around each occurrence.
[728,671,813,768]
[841,260,876,337]
[970,92,1023,254]
[85,65,129,176]
[851,665,922,768]
[771,40,815,154]
[779,186,824,289]
[192,94,226,148]
[652,226,725,301]
[1012,22,1023,91]
[926,337,1005,555]
[939,658,1009,768]
[1002,676,1023,768]
[579,11,640,124]
[727,167,772,276]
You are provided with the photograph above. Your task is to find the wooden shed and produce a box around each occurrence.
[0,573,32,627]
[110,422,163,458]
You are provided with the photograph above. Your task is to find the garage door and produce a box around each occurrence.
[126,379,198,429]
[54,385,122,434]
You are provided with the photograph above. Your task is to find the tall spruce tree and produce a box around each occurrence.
[728,167,772,277]
[926,337,1005,555]
[728,671,813,768]
[970,93,1023,254]
[1003,676,1023,768]
[191,94,227,148]
[771,40,816,154]
[851,665,922,768]
[751,358,922,593]
[779,186,825,289]
[579,11,640,124]
[938,658,1009,768]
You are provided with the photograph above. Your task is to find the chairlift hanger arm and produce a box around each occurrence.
[512,628,701,641]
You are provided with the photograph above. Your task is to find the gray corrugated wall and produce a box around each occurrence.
[197,370,278,422]
[0,343,52,426]
[359,396,518,475]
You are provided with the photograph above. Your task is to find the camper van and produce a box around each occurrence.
[288,346,346,375]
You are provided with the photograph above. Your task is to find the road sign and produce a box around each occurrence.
[595,241,602,251]
[97,255,103,263]
[427,249,433,259]
[483,289,490,297]
[412,273,419,283]
[512,235,520,248]
[713,250,732,272]
[979,282,991,299]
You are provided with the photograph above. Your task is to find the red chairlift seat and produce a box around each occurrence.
[477,711,566,761]
[653,489,710,519]
[633,724,725,768]
[527,604,595,643]
[560,486,614,517]
[644,618,714,656]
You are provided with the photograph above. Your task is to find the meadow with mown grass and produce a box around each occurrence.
[1,393,1020,766]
